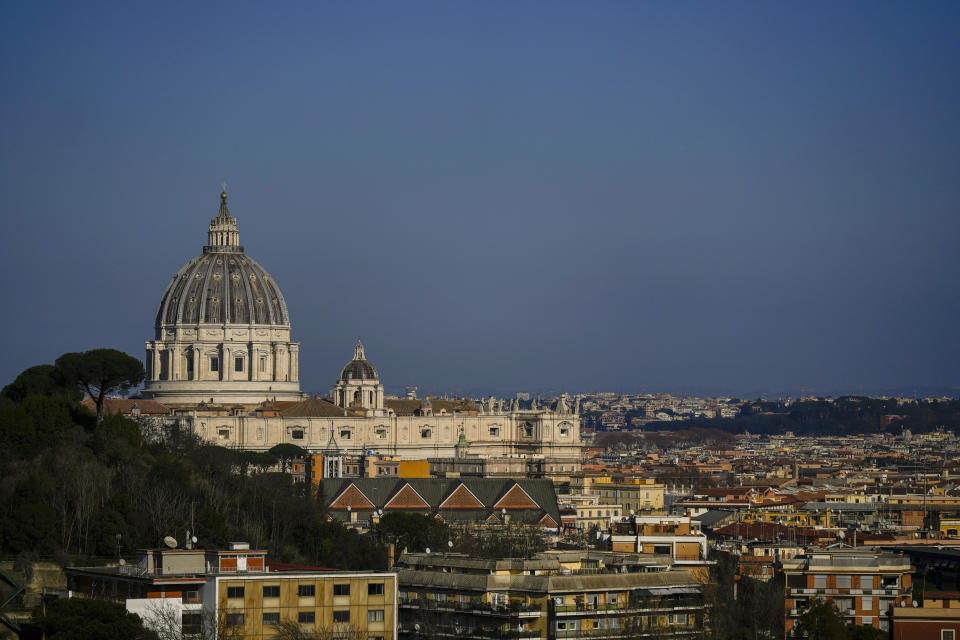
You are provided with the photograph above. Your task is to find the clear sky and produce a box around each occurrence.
[1,1,958,398]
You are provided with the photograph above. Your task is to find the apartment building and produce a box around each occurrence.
[573,477,666,514]
[891,591,960,640]
[65,543,397,639]
[395,551,708,639]
[782,550,913,635]
[603,516,708,562]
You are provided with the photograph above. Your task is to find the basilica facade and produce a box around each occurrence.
[142,191,582,461]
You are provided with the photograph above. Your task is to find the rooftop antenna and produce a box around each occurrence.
[163,536,178,549]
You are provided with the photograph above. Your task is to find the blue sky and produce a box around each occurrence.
[1,1,958,397]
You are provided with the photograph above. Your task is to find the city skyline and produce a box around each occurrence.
[2,2,958,397]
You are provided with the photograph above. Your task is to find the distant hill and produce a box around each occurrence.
[637,396,960,436]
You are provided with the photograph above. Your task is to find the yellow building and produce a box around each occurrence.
[208,570,397,639]
[575,477,666,513]
[65,544,397,640]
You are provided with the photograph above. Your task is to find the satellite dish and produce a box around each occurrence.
[163,536,178,548]
[119,558,126,566]
[192,536,198,544]
[425,547,431,554]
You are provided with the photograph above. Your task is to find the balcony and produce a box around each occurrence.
[399,597,542,618]
[399,623,543,639]
[554,599,705,617]
[554,624,703,639]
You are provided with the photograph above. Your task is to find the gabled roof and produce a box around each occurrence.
[440,484,485,510]
[385,483,431,510]
[330,483,375,510]
[494,483,539,510]
[316,478,561,526]
[281,396,346,417]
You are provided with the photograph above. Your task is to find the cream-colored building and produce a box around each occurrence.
[140,191,583,462]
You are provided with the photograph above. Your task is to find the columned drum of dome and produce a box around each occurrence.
[143,191,304,405]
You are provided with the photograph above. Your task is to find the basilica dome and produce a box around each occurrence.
[142,190,302,406]
[340,341,378,381]
[155,247,289,328]
[155,192,290,330]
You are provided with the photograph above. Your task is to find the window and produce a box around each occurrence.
[218,429,230,440]
[262,612,280,624]
[210,357,219,372]
[376,428,387,440]
[333,584,350,596]
[489,427,500,437]
[813,575,827,589]
[298,611,315,624]
[291,429,304,440]
[263,585,280,598]
[943,631,956,640]
[297,584,315,597]
[560,427,569,436]
[182,612,201,634]
[333,610,350,623]
[259,356,266,373]
[235,357,243,372]
[368,583,385,595]
[421,428,431,439]
[837,575,851,588]
[225,613,244,626]
[226,586,244,598]
[861,596,874,611]
[368,609,384,622]
[340,429,352,440]
[860,575,874,589]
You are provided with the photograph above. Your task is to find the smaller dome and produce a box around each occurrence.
[340,340,379,382]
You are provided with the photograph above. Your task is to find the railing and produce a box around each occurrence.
[398,624,543,639]
[553,624,703,639]
[555,600,705,616]
[399,597,542,616]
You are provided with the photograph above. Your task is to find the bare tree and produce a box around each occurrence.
[272,620,369,640]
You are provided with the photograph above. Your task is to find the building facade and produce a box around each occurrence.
[138,191,583,462]
[395,551,708,639]
[782,550,913,635]
[65,543,397,639]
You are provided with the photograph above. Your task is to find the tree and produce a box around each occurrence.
[33,598,157,640]
[792,598,846,640]
[1,364,82,403]
[54,349,145,424]
[269,443,308,472]
[375,512,449,553]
